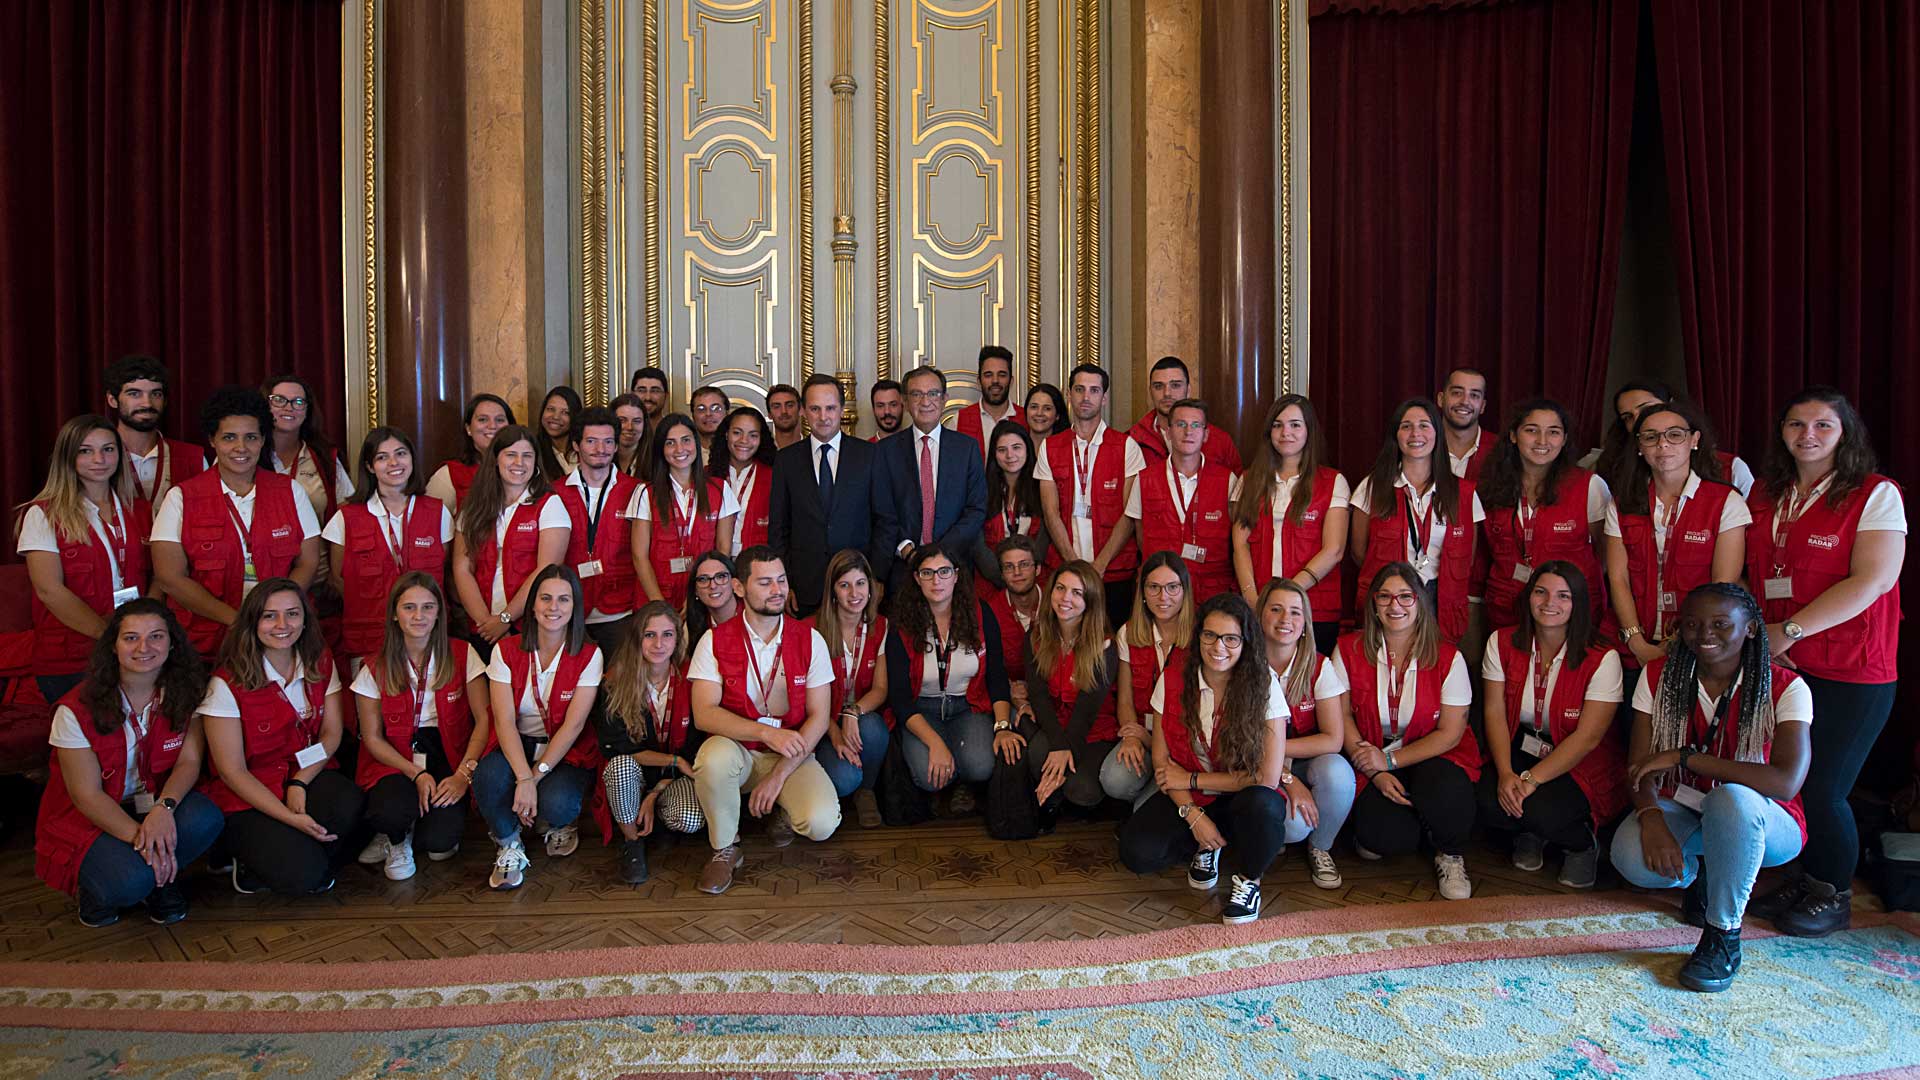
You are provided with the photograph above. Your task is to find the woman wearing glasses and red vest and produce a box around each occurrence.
[1127,399,1239,602]
[1349,400,1486,647]
[1478,563,1625,890]
[151,388,322,658]
[629,414,740,610]
[17,416,152,702]
[473,564,603,891]
[451,424,571,650]
[425,394,516,513]
[1339,562,1482,901]
[1106,552,1194,805]
[558,408,643,656]
[1743,387,1906,938]
[198,579,361,896]
[1477,400,1611,632]
[1603,399,1749,675]
[36,600,222,928]
[886,546,1016,806]
[1232,394,1349,656]
[350,573,491,881]
[324,427,452,666]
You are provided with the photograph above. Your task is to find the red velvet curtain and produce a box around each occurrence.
[1309,0,1638,475]
[0,1,344,519]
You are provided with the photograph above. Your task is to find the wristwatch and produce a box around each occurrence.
[158,796,179,812]
[1178,803,1204,820]
[1277,771,1295,786]
[993,718,1013,732]
[535,761,552,776]
[1782,620,1806,641]
[1619,625,1643,643]
[1519,770,1537,787]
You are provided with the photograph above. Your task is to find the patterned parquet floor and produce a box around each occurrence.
[0,801,1593,965]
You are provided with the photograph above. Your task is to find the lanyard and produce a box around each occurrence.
[1167,459,1202,542]
[1072,431,1097,511]
[645,674,673,742]
[97,492,132,583]
[406,653,431,729]
[531,649,563,732]
[1403,487,1436,564]
[1001,502,1023,539]
[1771,475,1831,570]
[1648,480,1692,636]
[219,488,256,574]
[583,475,614,547]
[1683,680,1739,786]
[836,623,868,712]
[1382,653,1409,740]
[742,626,786,717]
[381,496,414,570]
[669,480,698,554]
[932,628,957,695]
[1514,498,1537,565]
[132,441,168,505]
[1529,647,1557,735]
[121,689,154,779]
[1151,624,1171,679]
[275,665,319,746]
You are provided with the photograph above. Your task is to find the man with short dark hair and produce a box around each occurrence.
[1437,367,1495,481]
[1125,356,1243,472]
[768,374,893,614]
[1126,398,1239,601]
[689,385,730,458]
[556,407,642,655]
[103,355,207,506]
[867,379,905,441]
[766,383,804,449]
[950,345,1024,460]
[875,365,988,595]
[629,367,670,424]
[1037,363,1146,627]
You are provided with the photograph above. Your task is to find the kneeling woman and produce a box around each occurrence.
[200,579,363,895]
[1117,594,1294,925]
[1020,560,1121,812]
[1478,562,1626,888]
[1610,584,1810,993]
[597,600,705,884]
[1338,562,1482,900]
[1257,579,1352,890]
[810,551,891,825]
[351,573,492,880]
[473,564,604,890]
[37,600,222,927]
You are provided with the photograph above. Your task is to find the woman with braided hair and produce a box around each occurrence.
[1609,582,1812,993]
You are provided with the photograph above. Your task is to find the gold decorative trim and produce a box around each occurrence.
[830,0,857,420]
[1072,0,1099,366]
[873,0,891,382]
[1275,0,1293,391]
[612,0,627,387]
[644,0,663,373]
[580,0,610,404]
[361,0,379,432]
[798,0,816,379]
[1022,0,1040,389]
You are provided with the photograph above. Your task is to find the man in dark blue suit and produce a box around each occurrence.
[769,373,895,615]
[875,365,988,595]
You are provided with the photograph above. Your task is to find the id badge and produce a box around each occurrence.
[1672,784,1707,812]
[1072,500,1091,520]
[756,715,784,728]
[294,742,328,769]
[1764,576,1794,601]
[112,586,141,607]
[1519,733,1551,758]
[132,789,156,814]
[1659,591,1678,613]
[1180,543,1207,561]
[1382,738,1405,755]
[1511,562,1533,583]
[532,740,549,759]
[669,556,691,574]
[577,559,603,579]
[412,752,430,771]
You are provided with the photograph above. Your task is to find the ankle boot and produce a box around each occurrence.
[1678,924,1742,992]
[1774,876,1852,938]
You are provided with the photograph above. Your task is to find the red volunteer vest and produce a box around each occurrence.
[646,477,726,609]
[1453,428,1498,484]
[29,497,152,668]
[444,461,479,506]
[638,670,696,754]
[1337,632,1482,786]
[1043,428,1135,581]
[954,403,1025,460]
[275,445,342,523]
[200,653,338,813]
[1244,468,1345,618]
[169,470,307,655]
[1126,412,1244,473]
[1356,481,1481,643]
[1044,646,1119,743]
[1136,459,1236,600]
[469,494,556,616]
[983,495,1042,550]
[1492,629,1627,824]
[729,462,772,551]
[902,606,997,715]
[494,637,603,768]
[1615,477,1736,649]
[338,498,448,658]
[1127,637,1183,727]
[984,589,1033,684]
[1483,468,1604,631]
[1643,656,1807,840]
[126,438,207,504]
[35,688,191,895]
[806,613,887,710]
[558,473,642,617]
[1281,651,1330,739]
[1745,474,1902,683]
[1154,651,1264,807]
[354,640,477,788]
[711,616,816,751]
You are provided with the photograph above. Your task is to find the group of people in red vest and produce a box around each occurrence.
[21,351,1905,995]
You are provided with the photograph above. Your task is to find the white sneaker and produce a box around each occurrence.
[544,825,579,858]
[357,834,391,866]
[1434,854,1472,901]
[1307,847,1344,890]
[383,831,417,881]
[489,839,530,890]
[426,843,460,862]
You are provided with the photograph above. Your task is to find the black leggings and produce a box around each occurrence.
[1024,728,1109,809]
[1350,757,1476,857]
[363,729,468,854]
[1475,748,1594,851]
[1118,787,1291,882]
[225,770,366,894]
[1798,674,1897,888]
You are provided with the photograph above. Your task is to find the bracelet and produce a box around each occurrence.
[1384,749,1398,772]
[514,775,536,785]
[1188,771,1199,792]
[1635,805,1664,819]
[285,778,309,791]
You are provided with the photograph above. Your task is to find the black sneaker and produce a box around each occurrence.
[231,862,264,896]
[946,784,977,816]
[1678,925,1741,992]
[1222,875,1262,925]
[77,906,120,929]
[1773,877,1852,938]
[147,883,189,925]
[1748,872,1808,920]
[619,838,650,885]
[1680,874,1708,928]
[1188,848,1220,890]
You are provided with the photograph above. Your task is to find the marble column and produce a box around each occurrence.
[463,0,540,422]
[1142,0,1200,400]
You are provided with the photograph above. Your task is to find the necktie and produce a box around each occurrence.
[817,442,835,513]
[919,434,936,544]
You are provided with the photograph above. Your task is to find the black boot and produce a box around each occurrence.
[619,838,650,885]
[1680,874,1707,929]
[1678,924,1742,992]
[1748,871,1808,920]
[1773,877,1851,938]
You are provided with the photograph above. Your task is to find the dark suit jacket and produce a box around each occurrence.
[769,434,894,613]
[875,424,988,589]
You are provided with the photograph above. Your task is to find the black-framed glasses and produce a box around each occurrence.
[693,571,732,587]
[268,394,308,410]
[1637,426,1694,447]
[1198,629,1244,650]
[915,565,958,581]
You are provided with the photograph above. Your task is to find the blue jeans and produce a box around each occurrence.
[1098,741,1154,805]
[816,710,891,796]
[1286,752,1357,851]
[77,791,224,917]
[1610,784,1805,931]
[900,695,996,791]
[472,741,594,843]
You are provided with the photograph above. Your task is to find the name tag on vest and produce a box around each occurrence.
[270,526,293,540]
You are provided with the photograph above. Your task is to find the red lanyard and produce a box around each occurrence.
[1403,488,1435,563]
[277,668,319,746]
[1168,460,1202,542]
[382,497,413,570]
[1771,476,1829,572]
[742,627,786,717]
[729,464,757,517]
[1383,654,1407,738]
[531,650,563,732]
[1649,480,1691,633]
[669,481,698,554]
[1514,498,1537,565]
[121,690,154,780]
[98,493,131,582]
[1072,432,1096,511]
[219,489,256,572]
[407,654,431,729]
[835,623,868,712]
[646,675,674,742]
[1530,648,1554,735]
[132,441,167,505]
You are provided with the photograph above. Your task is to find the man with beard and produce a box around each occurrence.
[557,407,643,655]
[1125,356,1243,472]
[1036,363,1147,628]
[1437,367,1496,481]
[629,367,670,426]
[867,379,905,441]
[950,346,1024,461]
[103,355,207,507]
[766,383,805,449]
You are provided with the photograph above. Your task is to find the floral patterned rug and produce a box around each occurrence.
[1,894,1916,1079]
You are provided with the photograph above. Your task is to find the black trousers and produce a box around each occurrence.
[1350,757,1475,857]
[1474,748,1593,851]
[585,616,631,660]
[1102,577,1135,637]
[225,769,365,894]
[1024,727,1109,808]
[363,728,467,853]
[1799,674,1897,888]
[1118,787,1290,882]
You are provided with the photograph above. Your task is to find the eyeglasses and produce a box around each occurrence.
[1374,591,1420,609]
[268,394,308,410]
[692,402,728,414]
[1637,427,1694,447]
[915,565,958,581]
[906,389,945,402]
[1143,581,1185,597]
[1000,559,1036,574]
[693,571,731,587]
[1169,419,1207,432]
[1198,630,1244,650]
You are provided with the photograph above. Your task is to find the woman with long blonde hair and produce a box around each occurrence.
[1018,560,1119,811]
[596,600,702,884]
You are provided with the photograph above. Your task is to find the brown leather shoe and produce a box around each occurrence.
[766,808,796,848]
[698,845,743,894]
[853,789,882,829]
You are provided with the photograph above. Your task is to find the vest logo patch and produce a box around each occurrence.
[413,536,435,548]
[270,526,293,539]
[161,734,185,751]
[515,521,538,532]
[1302,510,1320,523]
[1553,520,1578,533]
[1203,510,1224,523]
[1808,533,1842,550]
[1683,529,1712,544]
[1562,707,1582,721]
[1102,478,1120,492]
[558,689,575,702]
